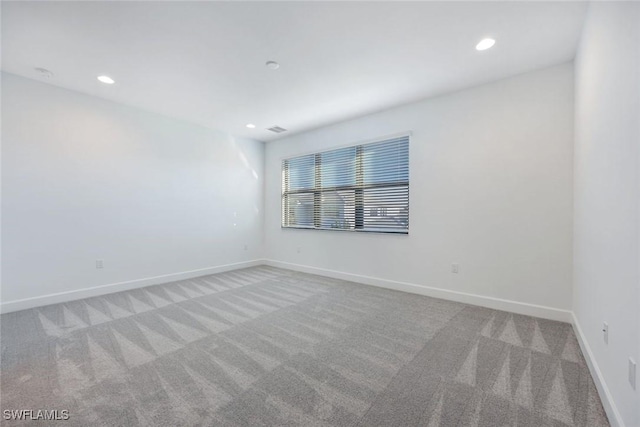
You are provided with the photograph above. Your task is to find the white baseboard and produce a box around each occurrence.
[571,313,624,427]
[263,259,573,322]
[3,258,573,323]
[0,259,265,314]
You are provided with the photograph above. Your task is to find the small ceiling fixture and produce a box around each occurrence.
[476,38,496,51]
[34,67,53,79]
[265,61,280,70]
[267,126,287,133]
[97,75,115,84]
[246,123,256,129]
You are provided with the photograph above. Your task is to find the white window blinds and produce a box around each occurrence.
[282,135,409,234]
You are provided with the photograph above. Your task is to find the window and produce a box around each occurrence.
[282,135,409,234]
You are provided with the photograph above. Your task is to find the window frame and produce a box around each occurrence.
[281,132,410,235]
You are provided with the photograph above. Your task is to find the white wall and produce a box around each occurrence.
[1,73,264,311]
[573,2,640,426]
[265,63,575,314]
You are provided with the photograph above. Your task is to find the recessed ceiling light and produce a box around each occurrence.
[476,38,496,51]
[97,75,115,84]
[246,123,256,129]
[265,61,280,70]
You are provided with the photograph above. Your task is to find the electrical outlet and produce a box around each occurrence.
[296,247,301,254]
[602,322,608,344]
[629,358,637,390]
[451,263,459,274]
[96,259,104,269]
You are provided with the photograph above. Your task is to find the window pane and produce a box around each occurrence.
[362,185,409,231]
[319,190,355,230]
[283,193,314,227]
[362,138,409,185]
[320,147,356,188]
[283,154,315,191]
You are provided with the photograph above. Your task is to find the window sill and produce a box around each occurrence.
[281,226,408,235]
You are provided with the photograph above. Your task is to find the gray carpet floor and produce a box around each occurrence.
[1,266,609,426]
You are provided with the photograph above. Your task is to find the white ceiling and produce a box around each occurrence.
[2,1,587,142]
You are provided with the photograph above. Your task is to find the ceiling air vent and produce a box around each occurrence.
[267,126,287,134]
